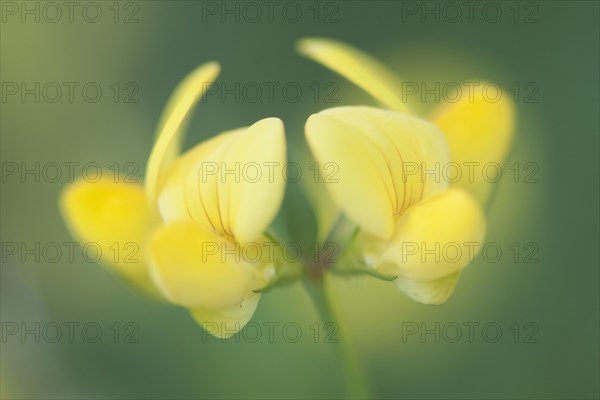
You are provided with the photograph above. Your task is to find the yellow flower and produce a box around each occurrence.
[298,38,515,304]
[61,62,287,337]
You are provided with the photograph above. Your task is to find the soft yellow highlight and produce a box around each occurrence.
[432,83,516,201]
[60,178,158,296]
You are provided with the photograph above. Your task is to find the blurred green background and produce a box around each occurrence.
[1,1,598,398]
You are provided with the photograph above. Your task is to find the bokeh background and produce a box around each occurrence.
[1,1,598,398]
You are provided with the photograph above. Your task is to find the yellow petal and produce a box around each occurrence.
[305,106,449,239]
[297,37,407,113]
[159,118,286,243]
[148,221,258,309]
[393,272,460,305]
[372,187,486,302]
[60,178,158,295]
[190,293,260,339]
[223,118,287,243]
[432,81,516,202]
[157,129,239,224]
[145,62,221,203]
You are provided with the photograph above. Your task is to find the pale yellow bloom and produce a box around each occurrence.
[298,38,515,304]
[61,62,286,337]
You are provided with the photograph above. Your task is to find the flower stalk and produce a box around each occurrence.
[303,277,371,399]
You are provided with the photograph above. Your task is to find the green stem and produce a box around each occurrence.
[303,277,371,399]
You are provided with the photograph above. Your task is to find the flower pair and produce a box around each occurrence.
[61,38,515,338]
